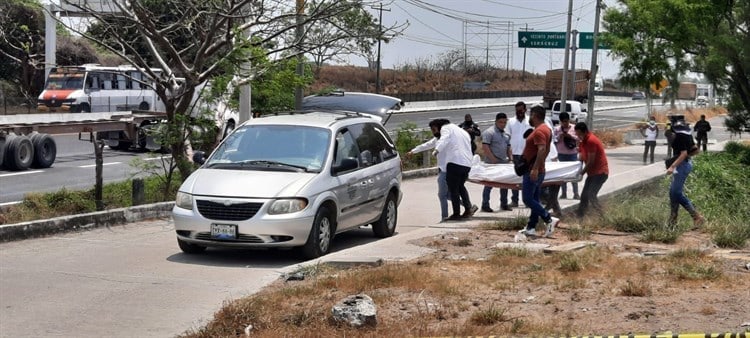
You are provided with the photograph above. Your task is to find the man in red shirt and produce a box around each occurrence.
[518,105,559,237]
[574,122,609,219]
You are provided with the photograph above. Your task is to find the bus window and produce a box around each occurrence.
[46,73,84,90]
[101,73,114,90]
[130,72,142,90]
[116,74,129,90]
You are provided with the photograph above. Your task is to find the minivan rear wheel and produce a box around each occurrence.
[177,239,206,254]
[300,206,333,259]
[372,193,398,238]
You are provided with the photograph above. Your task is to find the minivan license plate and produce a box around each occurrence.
[211,223,237,239]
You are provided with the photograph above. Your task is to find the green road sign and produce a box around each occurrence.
[518,31,566,49]
[579,32,609,49]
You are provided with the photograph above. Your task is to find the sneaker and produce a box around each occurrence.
[481,206,494,213]
[462,205,479,218]
[573,194,580,200]
[520,228,536,236]
[446,214,462,221]
[500,205,512,211]
[509,202,519,208]
[545,217,559,237]
[560,194,568,199]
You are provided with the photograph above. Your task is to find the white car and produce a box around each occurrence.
[550,100,587,124]
[172,93,404,259]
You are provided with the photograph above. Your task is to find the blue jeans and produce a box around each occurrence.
[438,170,450,219]
[670,159,696,215]
[482,186,509,209]
[511,155,522,203]
[557,153,579,197]
[522,172,551,230]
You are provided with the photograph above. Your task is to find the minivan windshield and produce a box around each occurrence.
[45,73,85,90]
[205,125,331,173]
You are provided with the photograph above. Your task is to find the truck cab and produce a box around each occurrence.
[550,100,587,125]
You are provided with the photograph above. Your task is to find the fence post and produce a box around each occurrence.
[132,178,145,206]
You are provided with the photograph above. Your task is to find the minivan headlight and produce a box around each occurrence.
[175,191,194,210]
[268,198,308,215]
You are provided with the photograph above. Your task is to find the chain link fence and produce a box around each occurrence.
[1,97,37,115]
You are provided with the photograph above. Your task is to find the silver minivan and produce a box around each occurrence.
[172,94,403,259]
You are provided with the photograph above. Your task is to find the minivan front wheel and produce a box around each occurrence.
[372,193,398,238]
[301,206,333,259]
[177,239,206,254]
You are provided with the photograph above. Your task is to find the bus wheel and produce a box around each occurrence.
[4,135,34,171]
[30,133,57,168]
[138,102,150,111]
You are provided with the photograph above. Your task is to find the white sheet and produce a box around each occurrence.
[468,160,583,185]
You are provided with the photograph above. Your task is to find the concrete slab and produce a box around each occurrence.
[543,241,597,253]
[495,242,550,252]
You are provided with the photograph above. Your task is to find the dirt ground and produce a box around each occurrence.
[403,225,750,335]
[188,225,750,337]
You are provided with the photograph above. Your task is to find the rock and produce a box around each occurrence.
[244,324,253,336]
[331,294,377,327]
[522,296,536,303]
[284,272,305,281]
[740,321,750,327]
[746,263,750,270]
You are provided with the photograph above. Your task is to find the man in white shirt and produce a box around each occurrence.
[406,137,450,221]
[640,115,659,164]
[430,119,478,220]
[507,101,532,207]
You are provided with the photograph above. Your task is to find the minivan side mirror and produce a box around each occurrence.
[193,151,206,165]
[333,158,358,174]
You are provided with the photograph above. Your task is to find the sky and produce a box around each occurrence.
[359,0,621,79]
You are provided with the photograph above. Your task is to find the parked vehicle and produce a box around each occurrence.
[677,82,697,100]
[172,94,404,259]
[632,91,646,100]
[38,64,165,113]
[696,95,709,106]
[550,100,587,124]
[543,68,590,109]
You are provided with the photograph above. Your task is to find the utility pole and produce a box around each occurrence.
[586,0,604,128]
[506,21,511,71]
[522,23,528,81]
[294,0,304,110]
[569,29,578,101]
[485,20,490,70]
[372,3,390,94]
[560,0,573,114]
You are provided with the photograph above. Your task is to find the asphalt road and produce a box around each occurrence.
[0,100,672,204]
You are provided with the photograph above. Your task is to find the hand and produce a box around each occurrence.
[666,166,674,175]
[530,168,539,182]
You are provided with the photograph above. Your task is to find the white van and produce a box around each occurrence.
[550,100,587,124]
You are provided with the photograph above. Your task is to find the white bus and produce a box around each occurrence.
[37,64,165,113]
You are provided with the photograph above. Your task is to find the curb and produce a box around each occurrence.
[0,202,174,242]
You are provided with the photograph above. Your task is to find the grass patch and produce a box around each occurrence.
[0,173,181,225]
[664,249,722,281]
[619,279,652,297]
[469,304,509,326]
[481,216,527,231]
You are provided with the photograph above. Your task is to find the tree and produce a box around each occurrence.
[0,0,45,99]
[603,0,750,120]
[303,1,404,77]
[53,0,396,180]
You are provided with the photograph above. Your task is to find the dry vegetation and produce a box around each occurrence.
[310,66,546,94]
[180,228,750,337]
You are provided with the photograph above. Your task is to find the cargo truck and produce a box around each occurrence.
[677,82,697,100]
[543,68,590,109]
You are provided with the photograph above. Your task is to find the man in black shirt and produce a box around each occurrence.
[693,114,711,152]
[458,114,481,154]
